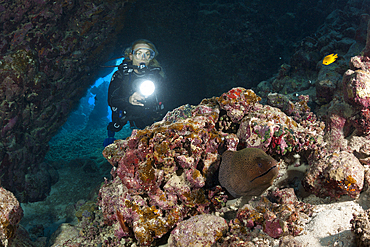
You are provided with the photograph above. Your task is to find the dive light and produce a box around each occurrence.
[139,80,155,97]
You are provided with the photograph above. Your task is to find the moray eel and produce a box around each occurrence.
[219,148,279,198]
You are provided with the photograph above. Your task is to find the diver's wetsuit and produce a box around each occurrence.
[107,61,164,131]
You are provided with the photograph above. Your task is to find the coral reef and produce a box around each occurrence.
[237,102,325,156]
[99,100,225,245]
[93,84,370,245]
[300,21,370,201]
[5,0,370,245]
[342,38,370,135]
[252,1,370,206]
[94,87,323,245]
[34,44,370,245]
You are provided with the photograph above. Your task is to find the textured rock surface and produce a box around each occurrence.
[303,151,365,199]
[0,187,23,247]
[279,235,304,247]
[0,0,132,202]
[99,100,225,245]
[349,22,370,246]
[351,208,370,247]
[237,101,325,155]
[48,223,81,247]
[168,214,228,247]
[232,189,313,239]
[341,20,370,136]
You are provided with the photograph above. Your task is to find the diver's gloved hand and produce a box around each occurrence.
[129,92,145,106]
[103,129,116,147]
[118,62,130,74]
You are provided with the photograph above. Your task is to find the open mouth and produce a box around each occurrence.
[250,165,278,183]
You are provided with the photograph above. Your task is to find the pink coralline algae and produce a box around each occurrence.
[237,103,325,155]
[342,68,370,109]
[0,187,23,246]
[217,88,325,157]
[1,116,18,137]
[100,101,225,245]
[267,93,317,127]
[217,87,262,122]
[323,100,353,151]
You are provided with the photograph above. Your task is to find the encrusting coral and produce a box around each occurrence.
[168,214,228,246]
[98,87,327,245]
[225,188,313,243]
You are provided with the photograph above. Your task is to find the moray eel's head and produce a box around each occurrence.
[219,148,279,198]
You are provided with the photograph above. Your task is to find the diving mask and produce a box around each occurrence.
[132,48,155,61]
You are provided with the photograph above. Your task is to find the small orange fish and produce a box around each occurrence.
[322,53,338,65]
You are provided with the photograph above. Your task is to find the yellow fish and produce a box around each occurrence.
[322,53,338,65]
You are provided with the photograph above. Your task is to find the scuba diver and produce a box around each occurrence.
[103,39,166,147]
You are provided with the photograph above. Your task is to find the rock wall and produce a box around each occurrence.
[0,0,133,202]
